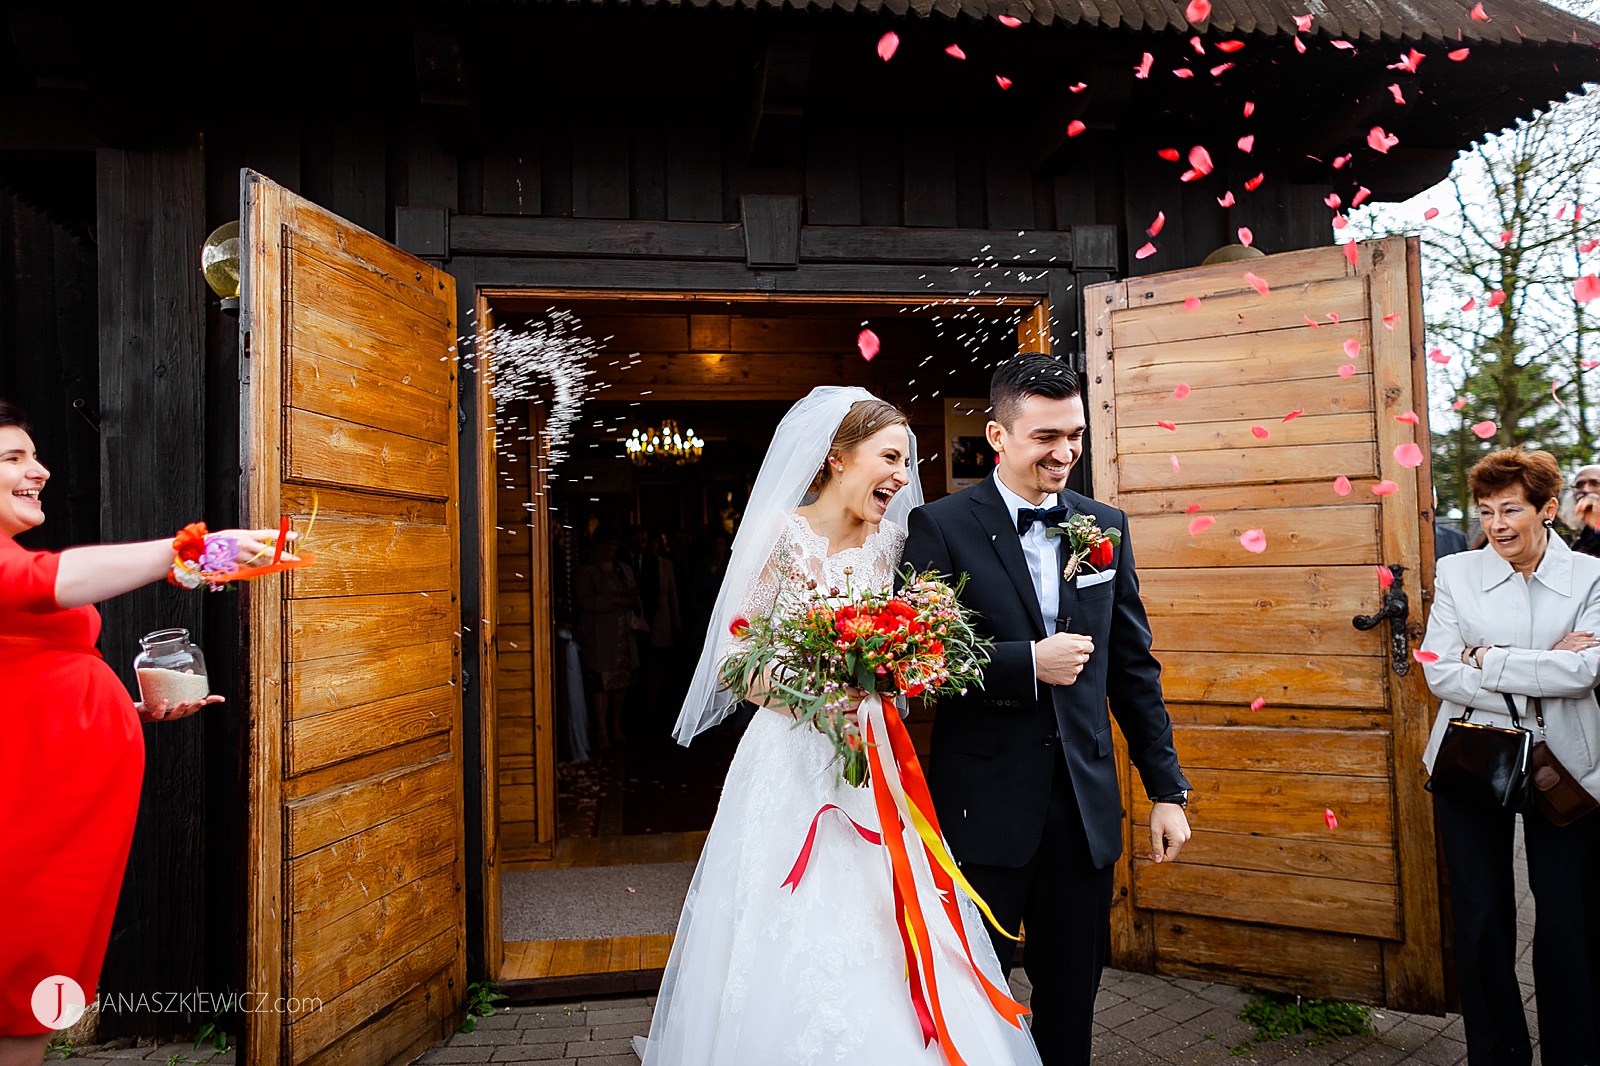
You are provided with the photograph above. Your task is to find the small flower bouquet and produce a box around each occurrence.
[1048,513,1120,581]
[719,560,991,786]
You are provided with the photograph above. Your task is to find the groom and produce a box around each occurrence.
[902,352,1191,1066]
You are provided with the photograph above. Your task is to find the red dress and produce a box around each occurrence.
[0,532,144,1035]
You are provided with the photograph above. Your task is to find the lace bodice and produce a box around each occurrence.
[737,514,907,625]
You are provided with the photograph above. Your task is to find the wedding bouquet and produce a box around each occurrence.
[719,558,991,786]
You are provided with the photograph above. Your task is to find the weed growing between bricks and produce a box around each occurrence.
[1229,992,1374,1055]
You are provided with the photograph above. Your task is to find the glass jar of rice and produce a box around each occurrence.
[133,628,210,707]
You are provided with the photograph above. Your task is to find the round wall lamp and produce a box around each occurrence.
[201,221,242,313]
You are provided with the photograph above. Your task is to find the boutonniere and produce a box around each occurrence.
[1046,514,1122,581]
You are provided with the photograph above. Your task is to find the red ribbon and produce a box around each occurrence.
[781,803,882,892]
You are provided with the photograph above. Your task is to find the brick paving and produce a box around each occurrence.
[55,833,1545,1065]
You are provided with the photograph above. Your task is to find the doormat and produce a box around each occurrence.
[502,862,696,942]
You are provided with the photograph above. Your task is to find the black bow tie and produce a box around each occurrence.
[1016,504,1069,535]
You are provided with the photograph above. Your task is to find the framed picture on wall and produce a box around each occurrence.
[945,398,993,494]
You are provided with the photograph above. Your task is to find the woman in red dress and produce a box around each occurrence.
[0,401,287,1065]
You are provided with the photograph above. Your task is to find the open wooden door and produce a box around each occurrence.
[1087,236,1446,1012]
[239,170,466,1064]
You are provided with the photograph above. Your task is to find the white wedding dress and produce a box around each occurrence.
[637,514,1041,1066]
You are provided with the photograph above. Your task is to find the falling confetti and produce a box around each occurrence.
[1324,808,1339,830]
[1395,443,1424,468]
[857,329,881,361]
[1372,480,1400,495]
[1174,383,1191,399]
[1240,529,1268,553]
[1394,410,1420,424]
[1244,271,1269,295]
[877,32,900,61]
[1367,126,1399,153]
[1471,420,1498,439]
[1250,425,1269,439]
[1334,476,1353,496]
[1188,515,1216,535]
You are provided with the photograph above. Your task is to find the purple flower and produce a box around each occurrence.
[201,534,239,576]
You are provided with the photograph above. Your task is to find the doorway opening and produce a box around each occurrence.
[483,291,1044,988]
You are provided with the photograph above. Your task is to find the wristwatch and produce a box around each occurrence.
[1151,791,1189,809]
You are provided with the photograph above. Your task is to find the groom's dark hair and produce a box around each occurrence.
[990,352,1080,428]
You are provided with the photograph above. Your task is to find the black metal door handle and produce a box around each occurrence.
[1353,564,1410,675]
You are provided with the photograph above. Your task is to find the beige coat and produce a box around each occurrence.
[1420,534,1600,802]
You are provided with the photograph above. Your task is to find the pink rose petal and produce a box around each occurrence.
[1367,126,1399,153]
[877,32,900,61]
[1188,515,1215,536]
[1424,207,1440,220]
[1372,480,1399,496]
[1209,61,1235,76]
[1343,338,1360,360]
[1429,348,1450,364]
[1282,409,1304,421]
[1344,239,1359,265]
[1188,144,1215,176]
[1488,290,1506,307]
[1174,383,1191,399]
[1332,215,1349,230]
[1471,2,1489,19]
[857,329,881,361]
[998,13,1023,26]
[1294,13,1313,31]
[1217,40,1245,52]
[1448,47,1470,61]
[1334,476,1352,496]
[1461,297,1477,311]
[1583,239,1600,254]
[1135,52,1154,78]
[1157,420,1177,431]
[1395,442,1424,468]
[1394,410,1419,425]
[1173,68,1195,79]
[1388,48,1424,73]
[945,43,967,60]
[1244,271,1269,295]
[1067,119,1087,137]
[1244,173,1264,190]
[1170,453,1181,473]
[1250,696,1267,711]
[996,75,1014,90]
[1186,503,1201,514]
[1148,211,1167,237]
[1243,100,1255,117]
[1413,649,1441,663]
[1575,275,1600,302]
[1383,312,1400,330]
[1070,81,1088,93]
[1135,242,1158,260]
[1452,398,1467,411]
[1471,420,1497,439]
[1237,135,1255,153]
[1352,186,1372,207]
[1389,83,1406,104]
[1239,529,1267,553]
[1338,364,1356,378]
[1183,296,1201,311]
[1217,191,1236,207]
[1238,226,1254,246]
[1376,565,1394,589]
[1324,808,1339,830]
[1185,0,1212,20]
[1158,147,1180,161]
[1250,425,1269,439]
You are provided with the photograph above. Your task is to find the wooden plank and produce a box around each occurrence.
[1134,769,1393,846]
[548,939,614,978]
[287,235,451,327]
[286,408,452,500]
[1167,702,1391,731]
[1112,277,1370,347]
[1162,827,1396,884]
[281,510,454,600]
[288,686,456,777]
[1126,244,1357,307]
[1117,441,1376,491]
[1152,914,1384,1003]
[289,864,458,1009]
[1173,726,1390,777]
[482,150,542,216]
[1119,412,1377,455]
[289,798,457,933]
[287,755,456,858]
[451,215,744,259]
[287,929,456,1064]
[641,935,674,970]
[288,335,453,444]
[1134,507,1379,568]
[1142,566,1387,656]
[298,962,456,1066]
[288,303,451,402]
[1157,651,1386,709]
[1113,373,1375,426]
[471,258,1051,298]
[1114,322,1375,386]
[1119,480,1378,517]
[289,640,454,719]
[1134,862,1398,939]
[284,735,453,804]
[607,936,644,972]
[288,593,455,662]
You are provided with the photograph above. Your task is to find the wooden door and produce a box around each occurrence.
[1086,236,1446,1012]
[239,170,466,1065]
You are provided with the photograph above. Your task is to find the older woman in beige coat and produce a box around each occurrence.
[1419,447,1600,1066]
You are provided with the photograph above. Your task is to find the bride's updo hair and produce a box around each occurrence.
[807,398,909,495]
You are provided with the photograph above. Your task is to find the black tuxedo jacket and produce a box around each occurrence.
[902,476,1188,870]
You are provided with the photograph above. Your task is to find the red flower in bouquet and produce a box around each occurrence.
[730,616,751,637]
[1089,538,1115,569]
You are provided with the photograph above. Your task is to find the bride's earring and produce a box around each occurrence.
[1544,517,1556,528]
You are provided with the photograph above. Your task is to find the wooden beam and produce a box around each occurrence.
[471,257,1055,296]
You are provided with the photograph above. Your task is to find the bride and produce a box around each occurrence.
[637,387,1041,1065]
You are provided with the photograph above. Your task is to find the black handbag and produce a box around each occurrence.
[1525,697,1600,827]
[1427,693,1532,811]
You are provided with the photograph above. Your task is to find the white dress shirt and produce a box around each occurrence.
[993,472,1061,635]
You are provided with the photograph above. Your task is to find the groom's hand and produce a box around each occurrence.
[1148,804,1192,863]
[1035,633,1095,685]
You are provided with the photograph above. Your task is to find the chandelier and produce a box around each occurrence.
[624,419,705,466]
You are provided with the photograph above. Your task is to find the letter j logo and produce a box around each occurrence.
[31,975,87,1029]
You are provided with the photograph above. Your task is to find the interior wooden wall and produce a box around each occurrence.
[496,406,547,860]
